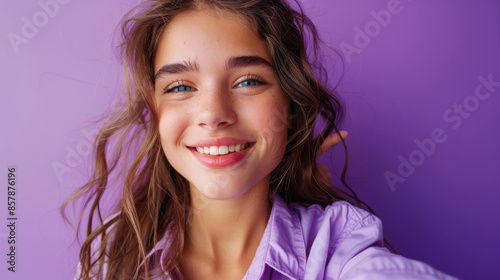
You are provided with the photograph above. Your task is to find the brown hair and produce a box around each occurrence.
[62,0,368,279]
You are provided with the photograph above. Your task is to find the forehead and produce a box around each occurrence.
[153,8,270,73]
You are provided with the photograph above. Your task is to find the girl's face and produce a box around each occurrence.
[154,9,289,200]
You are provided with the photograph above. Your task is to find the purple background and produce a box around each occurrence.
[1,0,499,279]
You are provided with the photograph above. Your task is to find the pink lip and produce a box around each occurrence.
[187,138,255,168]
[187,137,253,147]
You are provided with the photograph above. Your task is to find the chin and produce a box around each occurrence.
[190,180,249,200]
[188,173,263,201]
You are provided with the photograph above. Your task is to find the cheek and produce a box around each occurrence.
[157,105,189,150]
[261,95,289,138]
[245,94,289,156]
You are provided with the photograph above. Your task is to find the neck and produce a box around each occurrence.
[184,179,271,264]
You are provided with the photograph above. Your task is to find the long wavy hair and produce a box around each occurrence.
[62,0,372,279]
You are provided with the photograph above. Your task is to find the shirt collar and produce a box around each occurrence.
[148,194,307,280]
[244,194,306,279]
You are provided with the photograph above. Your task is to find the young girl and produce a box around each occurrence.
[65,0,457,279]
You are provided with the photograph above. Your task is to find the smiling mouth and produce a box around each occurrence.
[192,142,253,155]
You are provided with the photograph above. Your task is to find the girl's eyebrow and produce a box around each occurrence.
[155,60,200,80]
[155,56,274,80]
[226,55,274,70]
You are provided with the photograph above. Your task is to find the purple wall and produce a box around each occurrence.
[1,0,498,279]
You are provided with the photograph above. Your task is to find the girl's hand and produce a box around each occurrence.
[316,131,348,181]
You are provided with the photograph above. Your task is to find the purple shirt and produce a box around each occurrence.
[78,195,457,279]
[147,194,457,279]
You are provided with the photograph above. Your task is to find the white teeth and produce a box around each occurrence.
[194,143,250,155]
[219,146,229,155]
[209,146,219,155]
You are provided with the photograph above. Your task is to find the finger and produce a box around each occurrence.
[317,130,348,156]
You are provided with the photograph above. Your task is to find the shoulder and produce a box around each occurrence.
[287,201,457,280]
[290,200,382,255]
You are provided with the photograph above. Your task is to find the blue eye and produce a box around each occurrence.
[173,85,194,92]
[239,80,259,87]
[236,76,266,88]
[164,84,195,93]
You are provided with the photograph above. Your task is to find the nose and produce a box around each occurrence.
[195,86,237,130]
